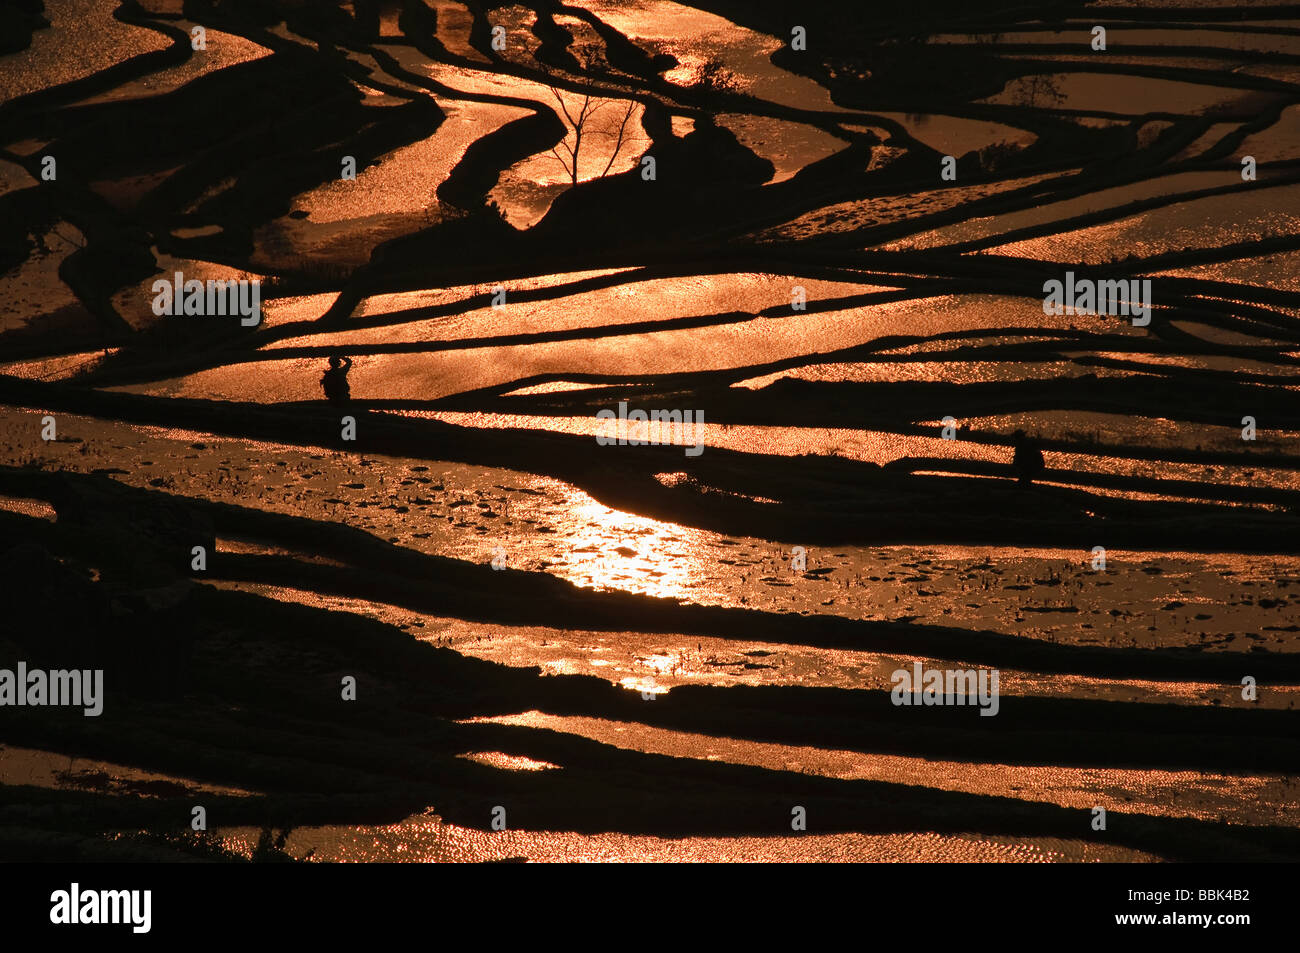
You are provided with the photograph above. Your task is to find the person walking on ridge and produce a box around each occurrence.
[321,355,353,406]
[1012,429,1045,485]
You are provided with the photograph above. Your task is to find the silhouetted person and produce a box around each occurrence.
[321,355,352,406]
[1012,429,1045,485]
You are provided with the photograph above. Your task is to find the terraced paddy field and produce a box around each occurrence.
[1,0,1298,865]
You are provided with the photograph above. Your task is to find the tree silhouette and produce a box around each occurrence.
[542,46,645,186]
[545,88,639,186]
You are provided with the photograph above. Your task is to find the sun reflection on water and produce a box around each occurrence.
[548,493,712,601]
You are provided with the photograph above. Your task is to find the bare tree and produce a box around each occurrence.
[545,86,640,186]
[1010,73,1064,109]
[688,56,739,108]
[542,44,644,186]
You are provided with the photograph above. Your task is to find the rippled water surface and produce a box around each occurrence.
[3,0,1299,864]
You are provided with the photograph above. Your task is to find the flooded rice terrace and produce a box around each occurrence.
[1,0,1299,864]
